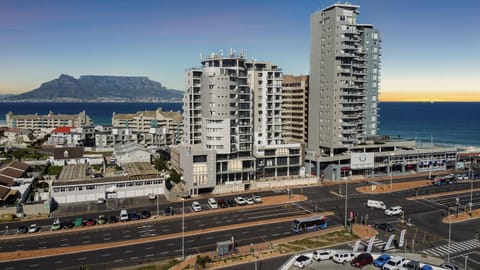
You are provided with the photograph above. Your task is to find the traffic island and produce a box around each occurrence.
[442,209,480,224]
[356,180,431,194]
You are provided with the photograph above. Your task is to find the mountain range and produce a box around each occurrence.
[5,74,184,102]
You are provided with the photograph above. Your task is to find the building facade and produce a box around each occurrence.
[282,75,309,145]
[309,3,381,156]
[6,111,92,134]
[175,51,302,195]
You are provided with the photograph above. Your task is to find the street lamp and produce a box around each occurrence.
[448,206,452,262]
[390,153,394,191]
[344,175,348,229]
[182,197,185,260]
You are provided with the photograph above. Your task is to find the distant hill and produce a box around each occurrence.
[0,94,15,99]
[6,74,184,102]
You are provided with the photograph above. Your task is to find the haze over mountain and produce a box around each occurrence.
[6,74,184,102]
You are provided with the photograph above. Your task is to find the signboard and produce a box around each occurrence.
[366,236,376,253]
[351,153,375,169]
[384,234,395,251]
[399,229,406,247]
[352,240,361,253]
[456,162,465,169]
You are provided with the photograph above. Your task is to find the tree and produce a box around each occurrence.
[168,170,181,184]
[10,149,28,161]
[154,156,167,171]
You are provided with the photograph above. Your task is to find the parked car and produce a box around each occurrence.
[227,199,237,207]
[129,212,140,221]
[51,218,62,230]
[374,254,391,267]
[332,252,356,265]
[85,218,96,226]
[382,256,407,270]
[148,193,157,200]
[234,196,247,206]
[293,254,313,269]
[252,194,263,203]
[208,198,218,209]
[384,206,403,216]
[63,220,74,229]
[141,210,151,219]
[17,225,28,234]
[96,197,106,204]
[192,201,202,212]
[165,206,175,216]
[108,216,119,223]
[440,262,461,270]
[28,224,40,233]
[399,260,420,270]
[351,253,373,268]
[120,209,129,222]
[218,199,228,208]
[246,197,254,205]
[74,217,85,227]
[374,223,395,232]
[97,215,106,225]
[312,249,336,261]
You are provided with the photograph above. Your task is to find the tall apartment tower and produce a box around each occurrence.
[282,75,309,145]
[174,51,302,194]
[308,3,381,156]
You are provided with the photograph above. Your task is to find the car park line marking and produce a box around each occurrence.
[145,254,154,257]
[123,250,133,253]
[101,253,111,257]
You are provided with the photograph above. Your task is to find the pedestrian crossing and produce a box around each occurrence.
[348,238,387,251]
[423,239,480,257]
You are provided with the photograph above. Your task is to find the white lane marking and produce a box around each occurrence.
[104,238,111,241]
[38,246,47,249]
[114,259,123,262]
[77,257,86,261]
[38,241,46,244]
[82,241,91,244]
[129,256,139,260]
[145,254,154,257]
[124,250,133,253]
[29,264,39,267]
[145,246,155,250]
[16,244,24,247]
[54,261,63,264]
[60,244,69,247]
[101,254,111,257]
[123,235,131,238]
[159,251,168,255]
[205,236,214,240]
[167,243,175,246]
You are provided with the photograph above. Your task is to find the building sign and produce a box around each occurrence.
[351,153,375,169]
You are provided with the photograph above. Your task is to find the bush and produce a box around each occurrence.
[47,165,63,176]
[196,255,212,269]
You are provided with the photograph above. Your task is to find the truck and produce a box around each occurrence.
[367,200,386,210]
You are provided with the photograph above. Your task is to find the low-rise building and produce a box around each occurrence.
[6,111,92,135]
[114,143,151,166]
[51,162,164,203]
[0,128,33,147]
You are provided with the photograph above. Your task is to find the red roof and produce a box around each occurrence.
[53,127,73,133]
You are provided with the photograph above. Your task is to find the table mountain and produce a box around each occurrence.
[7,74,184,102]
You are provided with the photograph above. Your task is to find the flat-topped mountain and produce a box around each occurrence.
[7,74,184,102]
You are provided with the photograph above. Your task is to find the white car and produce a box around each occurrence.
[293,254,313,269]
[312,249,336,261]
[234,196,247,206]
[120,209,129,221]
[332,252,355,265]
[252,194,262,203]
[384,206,403,216]
[440,262,461,270]
[207,198,218,209]
[192,201,202,212]
[246,197,254,205]
[382,256,407,270]
[28,224,39,233]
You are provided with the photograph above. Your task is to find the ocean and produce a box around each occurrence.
[0,102,479,147]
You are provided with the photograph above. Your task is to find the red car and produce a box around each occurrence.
[351,253,373,268]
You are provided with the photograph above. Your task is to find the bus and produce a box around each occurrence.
[291,216,328,233]
[433,174,456,186]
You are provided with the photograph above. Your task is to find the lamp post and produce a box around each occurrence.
[182,197,185,260]
[448,207,452,262]
[390,153,394,191]
[344,175,348,229]
[465,255,468,270]
[156,193,159,217]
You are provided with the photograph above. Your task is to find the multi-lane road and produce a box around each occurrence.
[1,176,479,269]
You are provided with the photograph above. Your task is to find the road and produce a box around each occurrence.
[1,176,480,269]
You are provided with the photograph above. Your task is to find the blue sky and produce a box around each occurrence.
[1,0,479,101]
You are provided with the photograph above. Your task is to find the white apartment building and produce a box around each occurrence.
[309,3,381,156]
[6,111,92,135]
[173,51,302,195]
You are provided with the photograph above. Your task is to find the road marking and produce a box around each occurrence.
[81,236,89,239]
[60,244,69,247]
[129,256,139,260]
[145,254,154,257]
[77,257,86,261]
[104,238,111,241]
[124,250,133,253]
[28,264,39,267]
[145,246,155,250]
[16,244,24,247]
[198,223,205,227]
[123,235,131,238]
[38,246,47,249]
[241,231,250,234]
[60,239,69,241]
[167,243,175,246]
[101,254,111,257]
[38,241,46,244]
[271,233,279,237]
[54,261,63,264]
[114,259,123,262]
[82,241,91,244]
[159,251,168,255]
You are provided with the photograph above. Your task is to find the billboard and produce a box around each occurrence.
[351,153,375,169]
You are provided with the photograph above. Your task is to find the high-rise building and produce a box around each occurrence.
[308,3,381,156]
[282,75,309,145]
[172,51,302,195]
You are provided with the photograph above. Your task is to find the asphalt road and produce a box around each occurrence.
[2,176,480,269]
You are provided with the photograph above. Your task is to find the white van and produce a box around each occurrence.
[367,200,386,210]
[208,198,218,209]
[120,209,129,221]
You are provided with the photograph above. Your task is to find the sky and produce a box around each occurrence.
[1,0,479,102]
